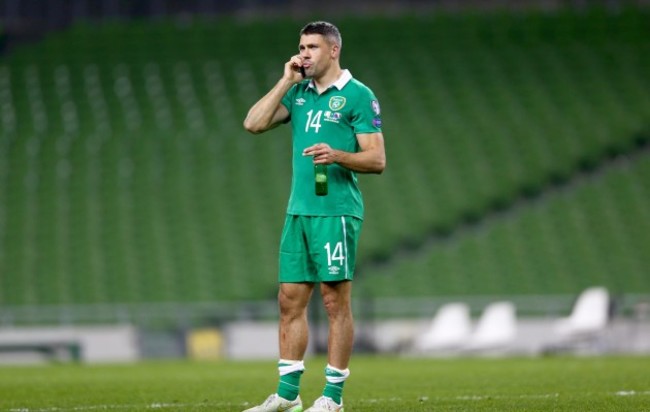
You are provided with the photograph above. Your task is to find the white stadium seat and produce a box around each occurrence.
[413,302,472,352]
[465,301,517,352]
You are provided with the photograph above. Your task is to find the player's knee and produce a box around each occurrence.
[322,293,351,319]
[278,288,308,317]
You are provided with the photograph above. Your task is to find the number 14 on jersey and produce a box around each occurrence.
[305,109,323,133]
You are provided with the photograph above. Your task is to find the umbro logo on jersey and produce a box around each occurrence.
[295,98,306,106]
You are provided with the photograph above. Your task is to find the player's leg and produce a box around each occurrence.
[276,282,314,402]
[279,282,314,361]
[321,280,353,401]
[304,281,351,412]
[305,216,361,412]
[242,284,311,412]
[243,287,309,412]
[243,215,314,412]
[321,281,354,370]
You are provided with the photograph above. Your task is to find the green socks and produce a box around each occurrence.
[276,360,350,404]
[277,359,305,401]
[323,364,350,404]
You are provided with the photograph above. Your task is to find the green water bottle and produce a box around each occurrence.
[315,164,328,196]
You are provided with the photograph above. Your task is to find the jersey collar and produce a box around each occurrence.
[306,69,352,91]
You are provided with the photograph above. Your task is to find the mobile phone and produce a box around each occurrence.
[300,66,306,78]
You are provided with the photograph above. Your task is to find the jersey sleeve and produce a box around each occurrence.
[351,87,382,134]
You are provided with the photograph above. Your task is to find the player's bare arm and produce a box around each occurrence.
[302,132,386,174]
[243,55,305,134]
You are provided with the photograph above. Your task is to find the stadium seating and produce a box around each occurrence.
[464,301,517,353]
[412,302,472,352]
[0,10,649,308]
[553,286,610,338]
[540,286,612,354]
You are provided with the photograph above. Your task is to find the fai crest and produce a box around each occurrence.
[329,96,346,111]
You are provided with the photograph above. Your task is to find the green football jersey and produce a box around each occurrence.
[281,70,382,219]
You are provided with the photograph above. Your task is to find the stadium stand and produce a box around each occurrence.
[0,10,649,315]
[412,302,472,353]
[463,301,517,353]
[552,286,610,339]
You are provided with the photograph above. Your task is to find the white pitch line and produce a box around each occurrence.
[358,390,650,404]
[454,393,560,401]
[355,393,561,403]
[7,402,236,412]
[615,390,650,396]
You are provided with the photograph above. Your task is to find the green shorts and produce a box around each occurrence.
[279,214,363,283]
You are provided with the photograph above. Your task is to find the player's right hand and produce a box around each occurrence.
[283,55,305,84]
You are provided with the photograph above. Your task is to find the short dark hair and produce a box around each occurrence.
[300,21,342,49]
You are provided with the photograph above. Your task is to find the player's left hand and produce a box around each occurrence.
[303,143,337,165]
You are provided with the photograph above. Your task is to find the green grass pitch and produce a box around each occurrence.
[1,355,649,411]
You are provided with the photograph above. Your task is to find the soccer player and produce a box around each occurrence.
[242,21,385,412]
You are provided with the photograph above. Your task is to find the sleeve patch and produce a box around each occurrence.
[371,100,381,115]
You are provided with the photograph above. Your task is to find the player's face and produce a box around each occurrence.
[298,34,336,78]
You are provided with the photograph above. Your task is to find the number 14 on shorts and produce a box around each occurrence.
[324,241,345,270]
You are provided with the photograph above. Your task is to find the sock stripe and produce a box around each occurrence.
[279,381,300,389]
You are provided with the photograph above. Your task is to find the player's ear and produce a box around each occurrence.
[331,44,340,59]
